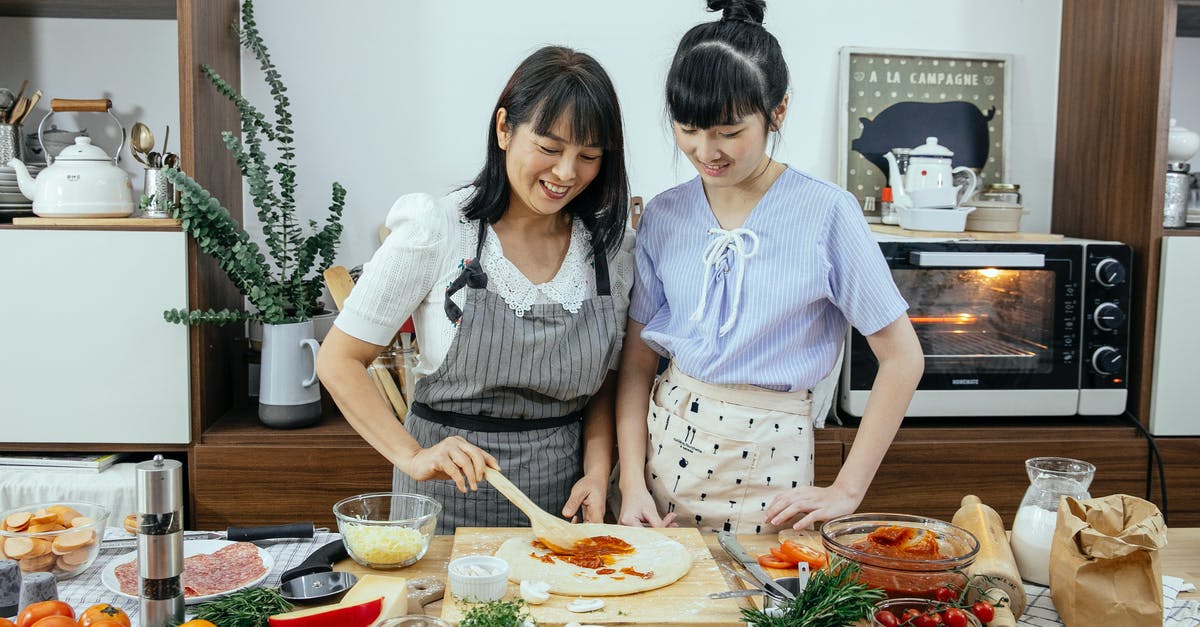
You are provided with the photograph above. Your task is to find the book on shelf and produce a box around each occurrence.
[0,452,127,472]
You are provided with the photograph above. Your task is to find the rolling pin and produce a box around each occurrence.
[952,495,1025,626]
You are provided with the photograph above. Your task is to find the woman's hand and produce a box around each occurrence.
[400,435,499,493]
[764,484,862,530]
[617,486,677,528]
[562,472,608,523]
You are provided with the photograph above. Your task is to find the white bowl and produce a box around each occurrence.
[448,555,509,602]
[897,206,976,232]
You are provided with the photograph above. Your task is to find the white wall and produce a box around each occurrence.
[0,17,179,198]
[1171,37,1200,171]
[234,0,1063,267]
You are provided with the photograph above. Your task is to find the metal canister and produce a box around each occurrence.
[136,454,185,627]
[1165,163,1190,228]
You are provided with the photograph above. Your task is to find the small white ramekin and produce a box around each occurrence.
[448,555,510,602]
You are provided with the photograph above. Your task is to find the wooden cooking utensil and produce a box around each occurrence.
[483,467,592,553]
[323,265,407,418]
[17,90,41,126]
[952,494,1025,626]
[371,363,408,420]
[322,265,356,310]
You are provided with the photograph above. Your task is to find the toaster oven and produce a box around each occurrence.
[840,238,1132,417]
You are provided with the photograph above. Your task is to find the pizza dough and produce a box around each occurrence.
[494,523,692,596]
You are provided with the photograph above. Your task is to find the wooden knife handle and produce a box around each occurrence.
[50,98,112,113]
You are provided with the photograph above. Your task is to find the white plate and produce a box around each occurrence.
[0,194,27,203]
[0,202,32,208]
[101,540,274,605]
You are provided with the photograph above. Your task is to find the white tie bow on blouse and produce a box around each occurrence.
[690,226,761,336]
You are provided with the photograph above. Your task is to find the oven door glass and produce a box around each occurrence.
[849,245,1080,391]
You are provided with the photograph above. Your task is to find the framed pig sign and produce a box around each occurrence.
[837,47,1012,213]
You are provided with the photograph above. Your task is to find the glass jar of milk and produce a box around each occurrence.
[1011,457,1096,585]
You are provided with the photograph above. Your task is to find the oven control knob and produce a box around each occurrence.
[1091,346,1124,375]
[1093,302,1126,330]
[1095,258,1127,287]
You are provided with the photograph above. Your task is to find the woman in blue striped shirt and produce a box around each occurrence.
[615,0,925,534]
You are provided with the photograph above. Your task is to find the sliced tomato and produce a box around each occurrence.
[779,540,829,569]
[768,547,799,566]
[756,554,795,570]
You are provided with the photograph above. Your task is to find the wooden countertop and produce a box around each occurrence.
[336,528,1200,616]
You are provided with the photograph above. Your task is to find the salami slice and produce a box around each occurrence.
[114,541,267,597]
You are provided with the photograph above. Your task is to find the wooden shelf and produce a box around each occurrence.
[0,0,174,19]
[3,217,182,230]
[201,407,372,447]
[1165,226,1200,235]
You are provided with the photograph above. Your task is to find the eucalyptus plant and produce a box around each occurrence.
[164,0,345,326]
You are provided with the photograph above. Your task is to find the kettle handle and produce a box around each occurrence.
[37,99,125,167]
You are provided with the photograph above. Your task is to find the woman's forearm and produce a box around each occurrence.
[615,321,661,492]
[581,373,617,478]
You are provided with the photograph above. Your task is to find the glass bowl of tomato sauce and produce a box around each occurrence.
[820,513,979,599]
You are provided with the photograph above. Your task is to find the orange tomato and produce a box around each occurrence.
[28,618,77,627]
[768,546,799,566]
[757,554,795,569]
[77,605,130,627]
[779,539,829,569]
[80,621,127,627]
[0,618,16,627]
[177,621,219,627]
[16,601,74,627]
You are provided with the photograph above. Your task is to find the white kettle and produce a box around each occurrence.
[884,137,978,209]
[7,98,133,218]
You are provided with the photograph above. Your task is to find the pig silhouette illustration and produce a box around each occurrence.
[852,101,996,184]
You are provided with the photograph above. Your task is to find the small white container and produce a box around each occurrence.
[897,205,976,232]
[448,555,509,602]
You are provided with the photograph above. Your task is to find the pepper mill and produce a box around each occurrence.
[136,454,185,627]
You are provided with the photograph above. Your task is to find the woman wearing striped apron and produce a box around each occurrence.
[615,0,925,535]
[318,46,634,533]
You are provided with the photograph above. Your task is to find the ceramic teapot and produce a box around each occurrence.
[7,98,133,218]
[1168,118,1200,164]
[884,137,978,209]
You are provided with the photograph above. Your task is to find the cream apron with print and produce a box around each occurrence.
[643,362,814,535]
[394,219,619,534]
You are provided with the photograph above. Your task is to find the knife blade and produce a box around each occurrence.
[717,530,796,601]
[100,522,318,551]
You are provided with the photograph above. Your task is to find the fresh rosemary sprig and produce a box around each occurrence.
[742,558,885,627]
[185,586,294,627]
[459,598,536,627]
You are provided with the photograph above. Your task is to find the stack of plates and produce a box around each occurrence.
[0,163,41,216]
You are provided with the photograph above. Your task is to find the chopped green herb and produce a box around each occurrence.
[742,558,885,627]
[460,598,536,627]
[185,586,294,627]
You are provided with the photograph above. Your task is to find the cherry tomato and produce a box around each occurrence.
[78,604,131,627]
[873,610,901,627]
[756,554,795,570]
[778,540,829,569]
[942,608,971,627]
[16,601,74,627]
[28,618,77,627]
[935,586,958,602]
[914,612,943,627]
[972,601,995,623]
[902,608,923,620]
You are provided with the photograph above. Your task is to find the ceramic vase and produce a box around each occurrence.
[259,320,322,428]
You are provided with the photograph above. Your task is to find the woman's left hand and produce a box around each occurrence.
[562,472,608,523]
[763,484,862,530]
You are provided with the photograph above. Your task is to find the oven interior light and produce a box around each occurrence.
[910,314,979,325]
[977,268,1002,279]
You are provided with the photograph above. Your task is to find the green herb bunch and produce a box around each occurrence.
[742,558,885,627]
[164,0,345,326]
[176,586,293,627]
[460,598,537,627]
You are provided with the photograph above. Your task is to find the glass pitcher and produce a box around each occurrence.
[1010,457,1095,585]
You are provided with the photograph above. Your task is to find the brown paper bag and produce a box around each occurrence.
[1048,494,1167,627]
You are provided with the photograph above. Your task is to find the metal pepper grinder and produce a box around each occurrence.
[136,454,185,627]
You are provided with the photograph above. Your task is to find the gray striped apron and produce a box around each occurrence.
[394,219,619,533]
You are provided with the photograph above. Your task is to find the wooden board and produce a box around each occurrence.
[442,527,745,627]
[11,217,181,229]
[870,224,1065,241]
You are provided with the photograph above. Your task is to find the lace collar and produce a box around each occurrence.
[458,216,593,317]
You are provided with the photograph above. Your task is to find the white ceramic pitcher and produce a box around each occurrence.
[259,320,322,428]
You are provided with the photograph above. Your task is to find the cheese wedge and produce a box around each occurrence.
[267,575,407,627]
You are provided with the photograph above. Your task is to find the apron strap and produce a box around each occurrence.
[592,237,611,297]
[443,219,490,323]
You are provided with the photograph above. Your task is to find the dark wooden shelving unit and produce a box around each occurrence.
[0,0,174,19]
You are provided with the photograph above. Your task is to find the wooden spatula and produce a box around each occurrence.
[323,265,356,310]
[484,467,592,553]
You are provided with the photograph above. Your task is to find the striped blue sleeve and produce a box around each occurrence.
[628,203,665,325]
[825,190,908,335]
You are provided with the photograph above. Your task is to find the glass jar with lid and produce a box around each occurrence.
[977,183,1021,204]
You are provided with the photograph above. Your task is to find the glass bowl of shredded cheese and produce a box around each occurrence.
[333,493,441,569]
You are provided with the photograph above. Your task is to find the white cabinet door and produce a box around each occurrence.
[1150,236,1200,436]
[0,229,191,443]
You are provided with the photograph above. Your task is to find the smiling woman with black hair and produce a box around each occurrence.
[318,46,634,533]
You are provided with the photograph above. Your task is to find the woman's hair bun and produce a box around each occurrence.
[706,0,766,26]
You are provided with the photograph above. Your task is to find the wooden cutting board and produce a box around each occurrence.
[870,224,1065,241]
[441,527,745,627]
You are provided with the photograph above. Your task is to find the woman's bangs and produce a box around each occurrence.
[668,47,764,128]
[530,77,618,151]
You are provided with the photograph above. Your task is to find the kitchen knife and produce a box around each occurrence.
[717,531,796,601]
[101,522,318,550]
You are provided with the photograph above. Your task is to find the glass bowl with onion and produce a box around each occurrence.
[333,493,441,569]
[821,513,979,599]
